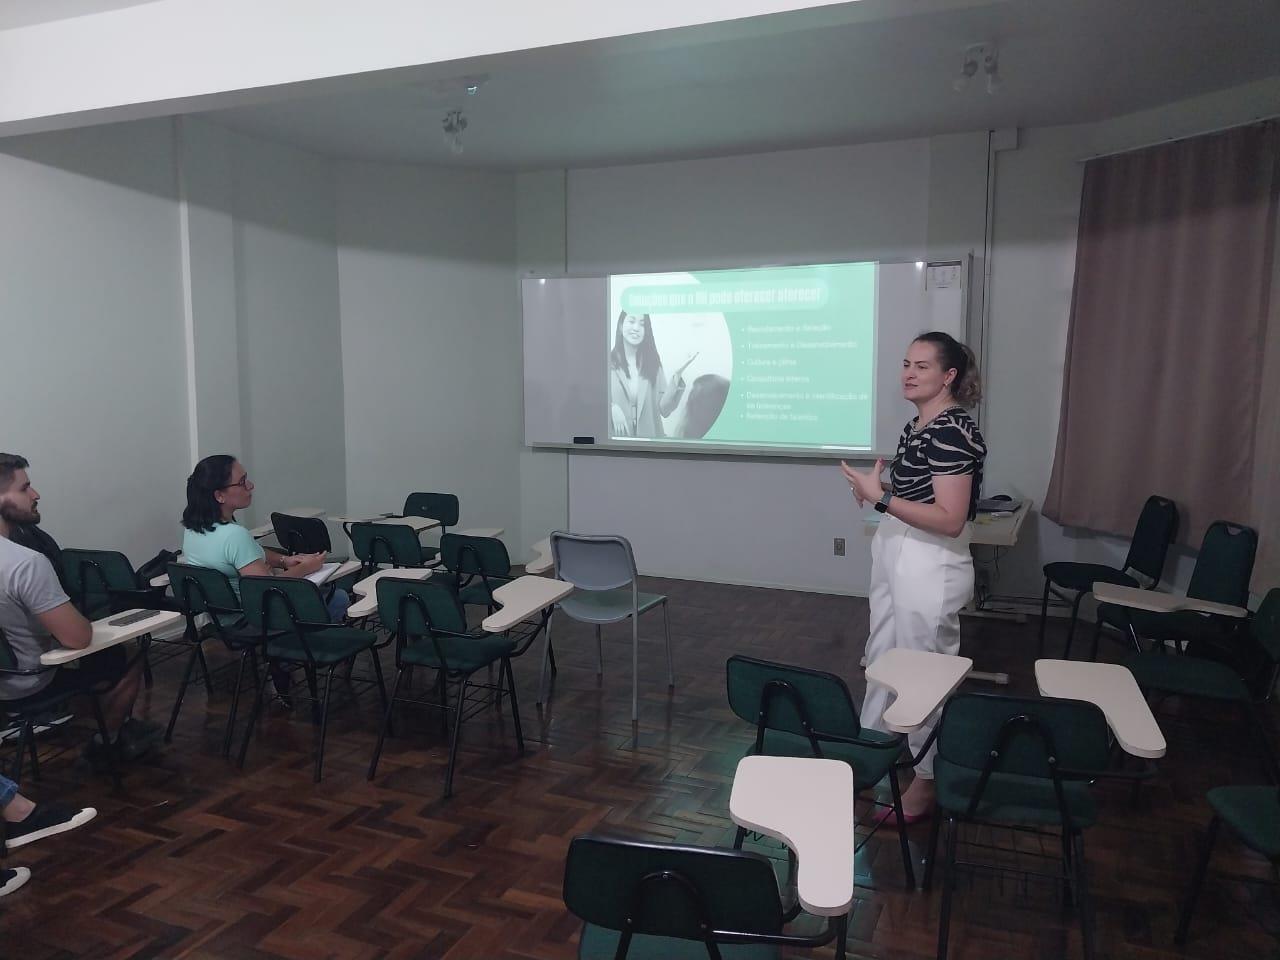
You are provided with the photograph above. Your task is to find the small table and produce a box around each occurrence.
[525,537,553,575]
[728,755,855,917]
[481,575,574,633]
[333,515,441,534]
[454,527,505,539]
[864,649,972,734]
[41,610,184,666]
[346,568,434,619]
[1091,582,1247,620]
[1035,658,1166,759]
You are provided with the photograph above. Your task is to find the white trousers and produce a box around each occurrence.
[860,513,974,778]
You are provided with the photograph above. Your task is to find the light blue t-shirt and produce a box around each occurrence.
[181,521,265,598]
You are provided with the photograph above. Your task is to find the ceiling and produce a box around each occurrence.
[205,0,1280,170]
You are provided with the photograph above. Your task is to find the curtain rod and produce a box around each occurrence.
[1076,112,1280,163]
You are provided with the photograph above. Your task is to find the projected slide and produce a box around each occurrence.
[607,262,876,450]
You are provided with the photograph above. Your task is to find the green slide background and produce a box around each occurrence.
[619,262,876,448]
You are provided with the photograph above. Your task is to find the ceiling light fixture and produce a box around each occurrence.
[442,108,468,155]
[953,42,1000,94]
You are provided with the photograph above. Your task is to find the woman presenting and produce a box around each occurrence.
[609,311,697,438]
[841,331,986,820]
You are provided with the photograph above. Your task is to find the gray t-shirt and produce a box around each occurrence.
[0,535,71,698]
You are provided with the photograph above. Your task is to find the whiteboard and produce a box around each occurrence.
[521,258,968,457]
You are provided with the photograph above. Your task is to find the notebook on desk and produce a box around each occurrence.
[307,562,340,586]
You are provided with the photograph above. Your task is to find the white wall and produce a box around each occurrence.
[336,161,522,548]
[0,0,849,135]
[225,127,346,525]
[517,134,991,592]
[176,118,347,529]
[0,119,189,561]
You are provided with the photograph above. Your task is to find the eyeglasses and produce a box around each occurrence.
[221,475,251,490]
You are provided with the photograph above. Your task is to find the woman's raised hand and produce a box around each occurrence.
[840,458,885,507]
[672,351,700,381]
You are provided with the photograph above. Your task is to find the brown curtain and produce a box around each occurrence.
[1044,120,1280,587]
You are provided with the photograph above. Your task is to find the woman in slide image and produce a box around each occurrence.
[841,331,986,820]
[180,455,350,705]
[609,311,698,438]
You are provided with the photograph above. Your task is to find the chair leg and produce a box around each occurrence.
[1073,832,1096,960]
[368,667,405,780]
[834,912,849,960]
[437,670,449,734]
[1062,592,1085,660]
[165,642,203,743]
[887,767,916,890]
[504,658,525,754]
[732,826,748,849]
[1060,826,1075,908]
[631,614,639,723]
[547,632,557,675]
[1175,816,1220,945]
[369,648,392,738]
[314,665,337,783]
[936,815,959,960]
[89,696,122,790]
[237,660,274,770]
[142,650,154,689]
[196,643,215,697]
[595,624,603,677]
[1242,701,1280,784]
[661,600,674,689]
[922,803,943,891]
[1039,578,1052,657]
[444,677,468,798]
[537,611,555,705]
[304,664,321,725]
[20,721,38,782]
[1089,617,1104,662]
[223,649,252,759]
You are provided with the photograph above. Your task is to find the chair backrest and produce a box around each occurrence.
[440,533,511,578]
[402,492,459,529]
[1249,588,1280,665]
[58,548,140,613]
[725,655,862,747]
[375,577,468,636]
[349,521,421,568]
[271,513,332,555]
[238,576,331,632]
[1123,495,1179,583]
[550,532,637,592]
[167,562,241,618]
[1186,521,1257,607]
[937,693,1111,779]
[563,835,783,947]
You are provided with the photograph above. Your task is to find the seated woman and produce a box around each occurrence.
[180,455,349,703]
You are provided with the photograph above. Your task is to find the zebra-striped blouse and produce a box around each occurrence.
[889,407,986,520]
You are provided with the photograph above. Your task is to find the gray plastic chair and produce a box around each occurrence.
[536,532,674,721]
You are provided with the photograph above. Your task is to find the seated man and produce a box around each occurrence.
[0,453,160,763]
[0,771,96,898]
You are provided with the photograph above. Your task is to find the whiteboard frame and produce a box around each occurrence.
[521,256,970,462]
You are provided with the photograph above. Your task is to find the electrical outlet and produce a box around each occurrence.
[833,537,846,557]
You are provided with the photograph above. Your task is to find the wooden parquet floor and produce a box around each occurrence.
[2,575,1277,959]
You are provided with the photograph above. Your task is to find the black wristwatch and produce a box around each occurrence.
[874,491,892,514]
